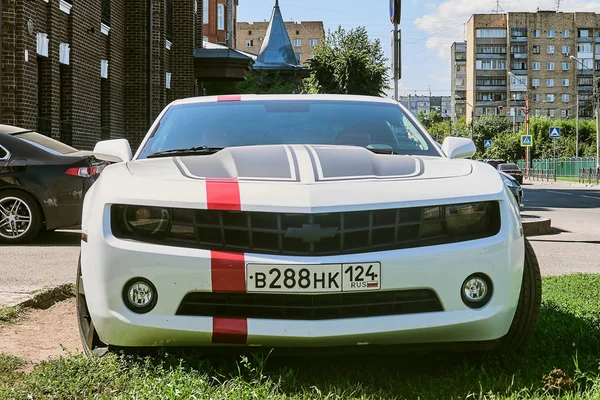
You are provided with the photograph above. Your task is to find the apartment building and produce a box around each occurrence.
[399,95,451,119]
[236,18,324,65]
[202,0,237,46]
[0,0,252,151]
[465,11,600,125]
[451,41,467,122]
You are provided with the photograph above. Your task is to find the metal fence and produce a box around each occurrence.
[517,157,596,178]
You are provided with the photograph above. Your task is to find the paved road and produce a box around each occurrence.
[0,180,598,306]
[522,180,600,276]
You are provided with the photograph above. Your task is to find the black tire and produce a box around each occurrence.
[0,189,43,244]
[496,238,542,352]
[76,256,109,356]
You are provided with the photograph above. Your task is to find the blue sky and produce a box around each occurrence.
[237,0,600,98]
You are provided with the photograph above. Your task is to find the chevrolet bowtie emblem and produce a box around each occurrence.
[284,224,339,243]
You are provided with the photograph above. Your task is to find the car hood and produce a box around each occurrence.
[94,145,506,213]
[127,145,472,182]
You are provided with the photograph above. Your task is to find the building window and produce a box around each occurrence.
[562,29,569,38]
[546,94,555,102]
[533,29,540,38]
[547,29,555,38]
[562,45,570,55]
[247,39,253,47]
[166,72,171,89]
[595,44,600,54]
[532,45,540,54]
[534,109,541,117]
[547,45,555,54]
[309,52,314,59]
[561,109,569,118]
[36,33,49,57]
[59,0,72,14]
[296,30,300,35]
[561,62,569,71]
[248,30,252,35]
[562,78,569,86]
[475,29,506,38]
[532,78,540,87]
[548,109,555,118]
[578,43,592,53]
[203,36,208,42]
[310,39,318,47]
[511,28,527,37]
[547,62,554,71]
[101,0,111,26]
[532,62,540,70]
[203,1,209,24]
[59,43,70,65]
[533,93,541,102]
[217,4,224,30]
[578,29,589,38]
[101,59,109,79]
[547,78,554,87]
[294,39,301,47]
[562,94,569,102]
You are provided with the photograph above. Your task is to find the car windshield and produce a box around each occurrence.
[137,100,442,159]
[13,132,78,155]
[499,163,519,170]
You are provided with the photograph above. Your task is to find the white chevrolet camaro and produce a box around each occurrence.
[77,94,541,356]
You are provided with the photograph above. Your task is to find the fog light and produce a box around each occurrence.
[461,273,493,309]
[123,278,158,314]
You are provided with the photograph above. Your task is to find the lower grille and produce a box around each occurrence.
[175,290,444,320]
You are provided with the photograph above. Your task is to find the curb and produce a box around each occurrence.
[522,217,553,237]
[6,283,75,310]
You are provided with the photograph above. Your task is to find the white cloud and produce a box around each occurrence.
[414,0,600,60]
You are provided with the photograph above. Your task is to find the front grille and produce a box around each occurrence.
[175,290,443,320]
[111,201,500,256]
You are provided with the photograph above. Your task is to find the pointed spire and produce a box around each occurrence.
[253,0,303,69]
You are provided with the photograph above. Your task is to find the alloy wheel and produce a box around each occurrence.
[0,197,33,239]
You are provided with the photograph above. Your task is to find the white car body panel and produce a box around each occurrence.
[80,94,526,349]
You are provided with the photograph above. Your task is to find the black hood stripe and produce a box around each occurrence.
[173,144,425,182]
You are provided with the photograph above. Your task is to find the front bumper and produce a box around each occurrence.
[81,200,525,349]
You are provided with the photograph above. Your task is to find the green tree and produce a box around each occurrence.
[304,26,389,96]
[473,115,512,154]
[483,132,523,162]
[202,70,299,96]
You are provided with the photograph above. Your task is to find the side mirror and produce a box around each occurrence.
[442,137,476,159]
[93,139,132,163]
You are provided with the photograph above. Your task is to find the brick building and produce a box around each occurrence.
[464,11,600,125]
[202,0,237,46]
[0,0,252,151]
[236,15,324,66]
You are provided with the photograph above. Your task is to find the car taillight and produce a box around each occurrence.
[65,166,98,178]
[514,171,523,175]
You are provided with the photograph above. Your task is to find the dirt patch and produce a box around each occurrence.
[0,298,82,368]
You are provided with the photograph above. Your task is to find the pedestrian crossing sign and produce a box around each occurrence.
[521,135,533,147]
[549,127,561,139]
[484,140,492,149]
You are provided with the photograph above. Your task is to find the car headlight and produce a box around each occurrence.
[501,174,516,188]
[112,205,170,238]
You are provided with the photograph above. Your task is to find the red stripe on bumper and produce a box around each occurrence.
[211,251,246,292]
[206,178,241,211]
[212,317,248,344]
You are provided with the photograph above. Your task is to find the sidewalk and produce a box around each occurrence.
[524,178,598,188]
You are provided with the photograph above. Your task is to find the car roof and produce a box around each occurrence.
[0,124,33,135]
[170,94,399,107]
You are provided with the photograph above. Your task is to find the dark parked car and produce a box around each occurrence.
[498,162,524,184]
[0,124,115,243]
[481,158,506,169]
[499,171,524,207]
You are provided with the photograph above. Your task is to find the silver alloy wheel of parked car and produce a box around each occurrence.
[0,196,33,239]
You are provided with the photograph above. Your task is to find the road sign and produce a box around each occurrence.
[484,140,492,149]
[521,135,533,147]
[549,127,561,139]
[389,0,401,24]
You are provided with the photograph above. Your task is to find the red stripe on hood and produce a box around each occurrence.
[206,178,241,211]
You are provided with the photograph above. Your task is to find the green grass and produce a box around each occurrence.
[0,305,26,326]
[1,274,599,399]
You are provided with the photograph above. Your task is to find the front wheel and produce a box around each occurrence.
[0,190,43,244]
[496,238,542,352]
[76,256,109,356]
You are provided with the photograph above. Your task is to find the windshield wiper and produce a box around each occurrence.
[146,146,224,159]
[365,147,399,155]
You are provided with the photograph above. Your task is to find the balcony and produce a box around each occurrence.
[510,100,526,107]
[510,69,527,75]
[577,36,593,43]
[476,85,507,91]
[510,37,528,42]
[511,53,528,59]
[476,53,505,59]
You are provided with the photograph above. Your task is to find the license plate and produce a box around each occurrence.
[246,263,381,293]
